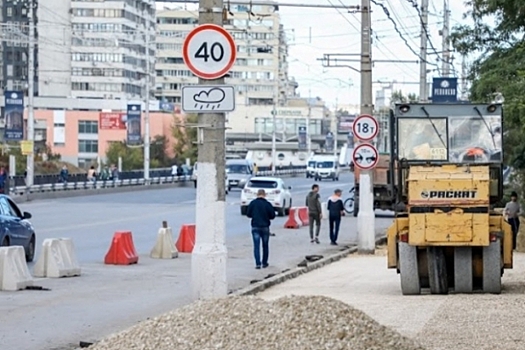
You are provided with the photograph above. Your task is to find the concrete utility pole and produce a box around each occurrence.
[419,0,429,102]
[357,0,375,255]
[441,0,451,77]
[143,26,151,182]
[271,97,277,175]
[26,0,35,187]
[307,89,312,156]
[191,0,228,300]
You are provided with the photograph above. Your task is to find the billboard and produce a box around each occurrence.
[431,77,458,103]
[298,126,307,150]
[99,112,126,130]
[325,132,334,152]
[4,90,24,141]
[337,115,356,133]
[126,104,141,145]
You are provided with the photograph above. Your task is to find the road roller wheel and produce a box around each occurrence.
[428,247,448,295]
[454,247,473,293]
[399,242,421,295]
[483,239,502,294]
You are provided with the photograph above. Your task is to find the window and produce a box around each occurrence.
[78,121,98,134]
[78,158,97,169]
[78,140,98,153]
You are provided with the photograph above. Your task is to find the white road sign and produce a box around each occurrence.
[352,143,379,170]
[182,24,237,80]
[181,85,235,113]
[352,114,379,141]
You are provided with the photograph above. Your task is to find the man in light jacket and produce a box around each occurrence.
[306,184,322,244]
[327,189,345,245]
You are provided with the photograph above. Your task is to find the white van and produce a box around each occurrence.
[312,155,340,181]
[306,158,316,178]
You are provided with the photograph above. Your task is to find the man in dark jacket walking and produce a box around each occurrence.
[327,189,345,245]
[306,184,322,244]
[246,189,276,269]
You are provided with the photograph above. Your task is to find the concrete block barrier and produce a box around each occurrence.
[176,224,196,253]
[151,226,179,259]
[104,231,139,265]
[321,202,328,220]
[33,238,81,278]
[0,246,33,291]
[297,206,309,226]
[284,207,302,229]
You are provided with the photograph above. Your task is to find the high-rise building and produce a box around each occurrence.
[155,3,291,106]
[36,0,156,100]
[2,0,38,94]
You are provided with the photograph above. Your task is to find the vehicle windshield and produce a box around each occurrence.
[397,115,502,163]
[317,161,334,168]
[247,180,278,189]
[308,161,316,168]
[226,164,250,174]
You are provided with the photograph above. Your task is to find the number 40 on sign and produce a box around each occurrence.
[183,24,237,80]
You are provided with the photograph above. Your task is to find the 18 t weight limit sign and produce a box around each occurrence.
[183,24,237,80]
[352,114,379,141]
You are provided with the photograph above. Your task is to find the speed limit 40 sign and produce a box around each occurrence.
[352,114,379,141]
[183,24,237,80]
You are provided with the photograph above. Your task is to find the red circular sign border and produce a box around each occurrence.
[352,114,379,141]
[352,143,379,170]
[182,24,237,80]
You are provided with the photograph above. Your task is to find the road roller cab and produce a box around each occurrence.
[386,102,512,295]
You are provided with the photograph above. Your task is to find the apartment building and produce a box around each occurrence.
[36,0,156,100]
[2,0,37,93]
[155,3,291,107]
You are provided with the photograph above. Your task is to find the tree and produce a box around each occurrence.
[105,141,143,171]
[390,90,418,104]
[150,135,174,168]
[172,114,198,164]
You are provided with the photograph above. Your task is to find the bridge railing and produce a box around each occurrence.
[10,166,308,196]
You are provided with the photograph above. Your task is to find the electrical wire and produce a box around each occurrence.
[404,0,442,74]
[370,0,438,67]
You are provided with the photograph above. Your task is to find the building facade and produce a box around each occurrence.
[36,0,156,100]
[2,0,38,94]
[155,3,290,106]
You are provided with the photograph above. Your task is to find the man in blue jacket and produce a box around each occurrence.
[246,189,276,269]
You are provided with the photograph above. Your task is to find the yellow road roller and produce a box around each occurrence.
[386,102,512,294]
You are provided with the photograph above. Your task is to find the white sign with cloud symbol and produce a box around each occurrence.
[182,85,235,113]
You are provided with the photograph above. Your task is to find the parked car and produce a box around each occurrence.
[0,195,35,262]
[240,177,292,217]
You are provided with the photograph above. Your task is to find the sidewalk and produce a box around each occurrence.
[257,248,525,350]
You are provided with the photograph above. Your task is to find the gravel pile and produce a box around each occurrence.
[88,295,426,350]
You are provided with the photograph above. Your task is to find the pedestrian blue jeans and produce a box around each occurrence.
[251,227,270,267]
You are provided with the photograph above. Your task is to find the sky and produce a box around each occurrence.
[157,0,472,111]
[276,0,471,110]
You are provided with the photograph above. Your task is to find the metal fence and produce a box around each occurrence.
[10,166,308,195]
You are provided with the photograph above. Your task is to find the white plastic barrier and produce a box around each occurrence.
[151,227,179,259]
[33,238,81,278]
[0,246,33,291]
[321,202,328,220]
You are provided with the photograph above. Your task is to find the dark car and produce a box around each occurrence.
[0,195,35,262]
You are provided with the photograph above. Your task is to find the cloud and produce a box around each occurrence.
[193,88,225,103]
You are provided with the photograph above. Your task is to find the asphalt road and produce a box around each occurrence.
[0,172,395,350]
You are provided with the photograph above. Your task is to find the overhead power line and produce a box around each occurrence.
[370,0,438,66]
[405,0,442,72]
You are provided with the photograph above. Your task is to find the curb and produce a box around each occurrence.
[232,235,387,297]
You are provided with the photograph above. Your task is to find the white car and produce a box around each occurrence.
[240,177,292,217]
